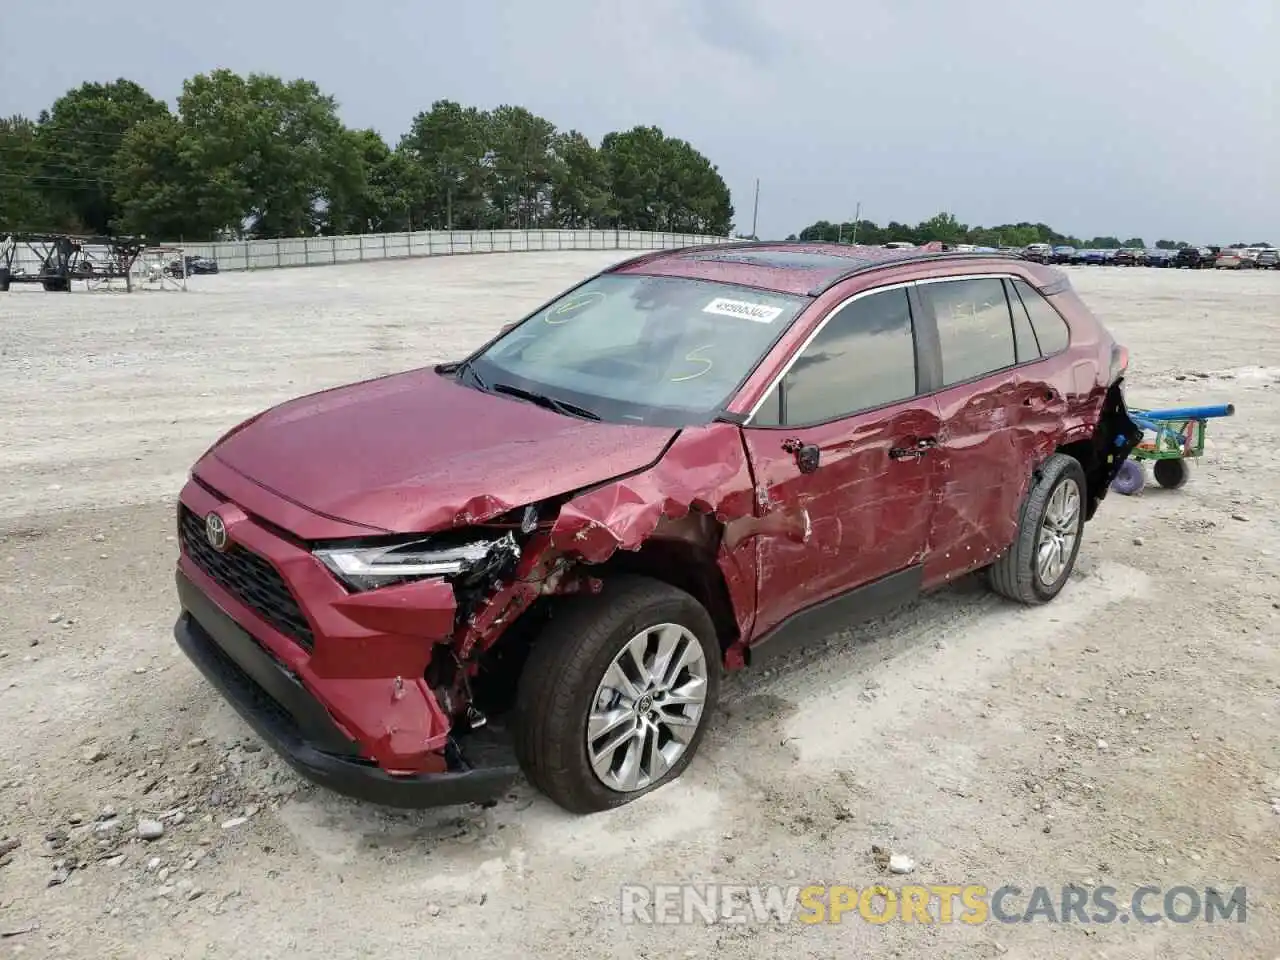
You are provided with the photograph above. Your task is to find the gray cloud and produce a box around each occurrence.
[2,0,1276,242]
[685,0,781,66]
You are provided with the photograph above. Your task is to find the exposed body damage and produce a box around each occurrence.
[547,424,756,562]
[441,423,761,721]
[920,378,1138,588]
[171,241,1141,812]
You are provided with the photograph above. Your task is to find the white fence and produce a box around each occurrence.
[1,229,732,278]
[185,228,731,271]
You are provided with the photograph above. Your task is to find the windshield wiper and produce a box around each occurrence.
[456,358,487,391]
[490,382,601,421]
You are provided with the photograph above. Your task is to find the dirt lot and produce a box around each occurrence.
[1,254,1278,959]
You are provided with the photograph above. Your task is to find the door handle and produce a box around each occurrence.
[889,436,937,460]
[782,438,821,474]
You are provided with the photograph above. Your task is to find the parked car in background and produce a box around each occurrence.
[1255,248,1279,269]
[1050,246,1076,265]
[1113,248,1145,267]
[1215,250,1254,269]
[167,254,219,276]
[1175,247,1211,268]
[1144,249,1175,268]
[170,241,1142,813]
[1080,249,1113,266]
[1022,243,1052,263]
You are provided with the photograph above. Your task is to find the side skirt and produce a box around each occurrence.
[744,564,923,666]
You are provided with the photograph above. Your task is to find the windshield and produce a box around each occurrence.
[466,274,809,427]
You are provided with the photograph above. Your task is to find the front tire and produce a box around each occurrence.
[513,575,720,813]
[987,453,1087,605]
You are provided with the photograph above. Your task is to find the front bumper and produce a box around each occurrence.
[175,569,520,808]
[172,465,521,808]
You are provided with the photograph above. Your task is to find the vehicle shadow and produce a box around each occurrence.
[235,550,1140,874]
[253,572,1007,862]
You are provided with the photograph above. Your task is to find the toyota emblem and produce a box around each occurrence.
[205,512,228,552]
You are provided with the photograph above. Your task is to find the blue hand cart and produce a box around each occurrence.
[1110,403,1235,495]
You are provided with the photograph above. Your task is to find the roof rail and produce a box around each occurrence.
[805,250,1031,296]
[605,241,1038,297]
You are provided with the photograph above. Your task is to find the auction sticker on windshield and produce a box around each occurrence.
[702,298,784,323]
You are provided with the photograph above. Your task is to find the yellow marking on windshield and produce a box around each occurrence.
[545,290,605,324]
[671,345,714,382]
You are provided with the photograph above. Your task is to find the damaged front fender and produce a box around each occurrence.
[450,424,765,664]
[548,423,758,561]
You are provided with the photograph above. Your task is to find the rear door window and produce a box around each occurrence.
[921,278,1016,386]
[1004,279,1042,362]
[1011,279,1071,356]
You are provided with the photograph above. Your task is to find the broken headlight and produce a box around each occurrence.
[314,532,519,593]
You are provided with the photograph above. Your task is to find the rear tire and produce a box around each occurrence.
[987,454,1087,605]
[513,575,720,814]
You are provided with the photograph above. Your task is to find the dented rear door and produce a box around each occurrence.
[914,276,1034,586]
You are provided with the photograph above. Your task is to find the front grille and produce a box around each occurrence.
[179,505,315,650]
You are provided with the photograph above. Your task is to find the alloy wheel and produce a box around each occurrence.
[586,623,709,793]
[1036,477,1082,586]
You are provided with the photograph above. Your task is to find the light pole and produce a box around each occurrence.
[750,179,759,239]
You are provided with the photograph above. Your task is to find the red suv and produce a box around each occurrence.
[173,243,1142,814]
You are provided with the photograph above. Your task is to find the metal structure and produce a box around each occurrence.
[1110,403,1236,494]
[0,233,147,292]
[134,244,189,291]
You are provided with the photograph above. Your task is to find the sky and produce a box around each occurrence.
[2,0,1277,243]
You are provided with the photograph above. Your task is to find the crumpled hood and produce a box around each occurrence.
[209,367,678,534]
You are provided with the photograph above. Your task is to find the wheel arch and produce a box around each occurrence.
[467,513,743,717]
[1054,382,1143,521]
[584,514,741,654]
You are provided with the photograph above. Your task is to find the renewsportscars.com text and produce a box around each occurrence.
[619,883,1247,926]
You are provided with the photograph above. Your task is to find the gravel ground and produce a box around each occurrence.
[1,254,1279,959]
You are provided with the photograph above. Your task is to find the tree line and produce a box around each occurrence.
[0,74,735,241]
[791,212,1270,251]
